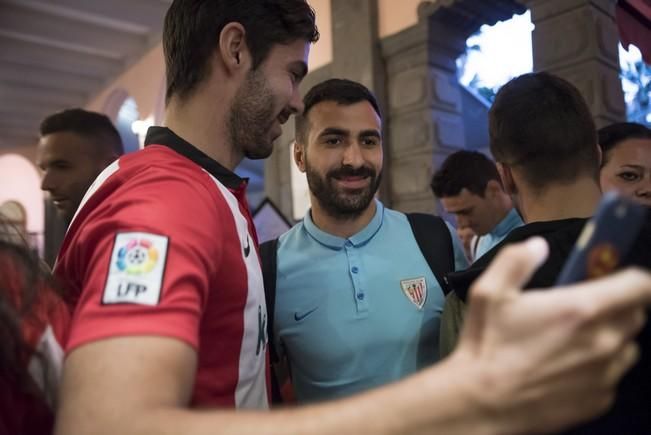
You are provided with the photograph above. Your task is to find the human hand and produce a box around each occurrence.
[452,237,651,434]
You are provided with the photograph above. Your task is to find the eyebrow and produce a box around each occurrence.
[318,127,349,138]
[620,164,645,171]
[359,130,381,139]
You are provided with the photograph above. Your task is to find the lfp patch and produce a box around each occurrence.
[400,277,427,309]
[103,232,169,306]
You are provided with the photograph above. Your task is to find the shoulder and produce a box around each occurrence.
[76,149,230,230]
[278,220,308,248]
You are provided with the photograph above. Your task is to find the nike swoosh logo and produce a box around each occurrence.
[294,307,318,322]
[244,236,250,257]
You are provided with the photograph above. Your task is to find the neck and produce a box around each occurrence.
[516,177,602,223]
[489,194,514,229]
[164,85,242,171]
[310,198,377,239]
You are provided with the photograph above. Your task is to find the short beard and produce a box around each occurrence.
[228,69,276,160]
[306,162,382,220]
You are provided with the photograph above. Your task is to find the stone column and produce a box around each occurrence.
[380,5,470,213]
[264,65,334,221]
[521,0,626,127]
[330,0,392,203]
[43,199,67,267]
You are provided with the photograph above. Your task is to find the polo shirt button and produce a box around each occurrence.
[351,266,359,274]
[357,293,365,300]
[345,241,353,248]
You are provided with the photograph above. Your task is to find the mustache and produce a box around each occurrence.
[327,165,376,180]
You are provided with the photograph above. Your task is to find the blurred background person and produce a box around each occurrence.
[431,150,522,261]
[598,122,651,207]
[0,217,69,435]
[37,108,124,225]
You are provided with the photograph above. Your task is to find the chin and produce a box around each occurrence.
[244,145,274,160]
[58,211,73,224]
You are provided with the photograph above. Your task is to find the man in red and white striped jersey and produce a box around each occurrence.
[53,1,651,435]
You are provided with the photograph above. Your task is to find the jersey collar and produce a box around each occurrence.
[144,126,246,190]
[303,200,385,249]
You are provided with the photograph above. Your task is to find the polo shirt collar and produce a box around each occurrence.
[491,208,521,238]
[144,126,246,190]
[303,199,385,249]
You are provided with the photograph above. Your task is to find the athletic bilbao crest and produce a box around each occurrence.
[400,277,427,309]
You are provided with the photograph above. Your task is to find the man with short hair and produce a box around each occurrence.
[269,78,468,403]
[431,150,522,260]
[37,108,124,224]
[52,2,651,434]
[445,72,651,434]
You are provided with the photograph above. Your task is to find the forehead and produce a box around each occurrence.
[440,189,483,211]
[37,131,94,161]
[307,100,382,134]
[608,138,651,165]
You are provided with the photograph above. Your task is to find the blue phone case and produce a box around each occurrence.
[555,192,648,285]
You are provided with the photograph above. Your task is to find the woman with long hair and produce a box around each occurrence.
[0,217,69,435]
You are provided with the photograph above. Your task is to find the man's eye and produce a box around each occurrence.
[361,138,379,146]
[618,171,640,182]
[324,138,342,146]
[290,71,301,84]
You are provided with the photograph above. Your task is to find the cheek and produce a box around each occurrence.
[269,77,293,107]
[367,149,383,170]
[599,167,622,191]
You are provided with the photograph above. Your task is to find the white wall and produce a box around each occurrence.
[0,154,44,249]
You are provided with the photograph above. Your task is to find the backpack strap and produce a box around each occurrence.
[471,235,480,260]
[259,238,283,403]
[406,213,455,294]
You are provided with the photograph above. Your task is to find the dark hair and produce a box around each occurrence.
[163,0,319,103]
[0,218,60,397]
[598,122,651,168]
[40,108,124,156]
[431,151,501,198]
[295,78,382,144]
[489,72,599,190]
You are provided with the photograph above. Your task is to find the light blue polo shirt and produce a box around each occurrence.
[274,200,468,403]
[474,208,523,260]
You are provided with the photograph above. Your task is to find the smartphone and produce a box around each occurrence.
[555,192,648,285]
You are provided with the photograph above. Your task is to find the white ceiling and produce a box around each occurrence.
[0,0,172,149]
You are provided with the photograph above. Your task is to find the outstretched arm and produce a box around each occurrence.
[56,238,651,435]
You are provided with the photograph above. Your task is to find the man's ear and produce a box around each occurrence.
[485,179,502,199]
[294,141,307,173]
[218,22,250,75]
[497,162,517,195]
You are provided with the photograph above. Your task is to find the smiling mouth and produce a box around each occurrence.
[52,198,68,208]
[334,176,370,189]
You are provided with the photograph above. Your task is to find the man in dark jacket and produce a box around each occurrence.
[440,71,651,435]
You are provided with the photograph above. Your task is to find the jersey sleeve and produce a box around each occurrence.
[62,171,224,353]
[445,221,470,271]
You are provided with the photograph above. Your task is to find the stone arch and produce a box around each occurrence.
[102,88,141,153]
[0,154,44,251]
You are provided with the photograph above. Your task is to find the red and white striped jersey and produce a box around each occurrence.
[55,127,269,409]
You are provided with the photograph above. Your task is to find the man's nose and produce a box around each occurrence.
[288,88,304,115]
[636,182,651,199]
[342,143,364,168]
[41,171,54,192]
